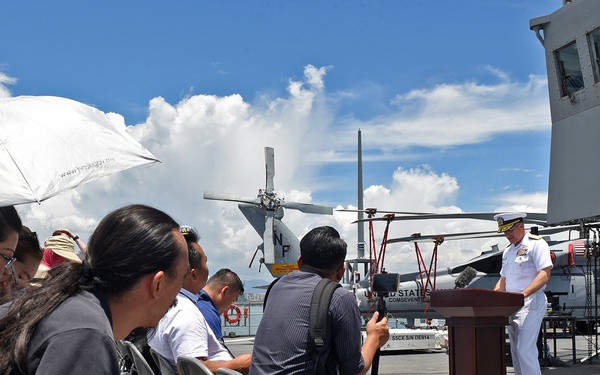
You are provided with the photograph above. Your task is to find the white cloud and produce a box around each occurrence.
[326,70,550,156]
[2,65,550,281]
[494,191,548,213]
[335,166,506,275]
[0,72,16,98]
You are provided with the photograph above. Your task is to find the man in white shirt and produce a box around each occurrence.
[148,226,251,374]
[493,213,552,375]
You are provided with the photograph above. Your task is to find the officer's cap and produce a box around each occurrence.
[493,212,526,233]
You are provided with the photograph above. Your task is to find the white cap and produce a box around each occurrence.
[493,212,526,233]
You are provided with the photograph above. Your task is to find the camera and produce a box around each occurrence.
[372,272,399,294]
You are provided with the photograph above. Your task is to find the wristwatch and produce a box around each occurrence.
[72,235,79,241]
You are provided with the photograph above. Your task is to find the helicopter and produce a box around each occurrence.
[343,209,596,331]
[203,147,333,277]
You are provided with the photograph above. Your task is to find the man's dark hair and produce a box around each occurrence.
[188,244,202,270]
[300,226,347,272]
[180,226,202,270]
[207,268,244,294]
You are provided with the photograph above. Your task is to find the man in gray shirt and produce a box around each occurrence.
[250,226,389,375]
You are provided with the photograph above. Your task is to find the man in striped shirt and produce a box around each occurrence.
[250,226,389,375]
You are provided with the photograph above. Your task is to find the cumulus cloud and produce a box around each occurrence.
[336,166,504,275]
[2,65,551,280]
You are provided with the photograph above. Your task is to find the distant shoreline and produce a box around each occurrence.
[234,301,264,306]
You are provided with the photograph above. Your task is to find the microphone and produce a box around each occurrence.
[454,266,477,289]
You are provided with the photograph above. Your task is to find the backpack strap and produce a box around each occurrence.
[263,277,281,312]
[308,278,341,375]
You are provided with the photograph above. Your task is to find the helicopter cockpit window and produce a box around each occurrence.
[587,27,600,84]
[554,41,584,97]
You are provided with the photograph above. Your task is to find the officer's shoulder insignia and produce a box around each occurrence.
[528,233,542,240]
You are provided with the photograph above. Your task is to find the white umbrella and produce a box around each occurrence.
[0,95,160,205]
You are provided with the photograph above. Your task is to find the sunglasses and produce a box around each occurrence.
[0,253,18,285]
[20,231,42,252]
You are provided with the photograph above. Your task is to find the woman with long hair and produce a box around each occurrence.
[0,204,189,374]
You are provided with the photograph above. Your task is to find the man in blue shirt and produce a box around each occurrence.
[196,268,245,345]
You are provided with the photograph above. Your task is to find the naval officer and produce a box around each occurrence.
[493,212,552,375]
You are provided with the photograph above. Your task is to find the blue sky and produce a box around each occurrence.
[1,1,564,280]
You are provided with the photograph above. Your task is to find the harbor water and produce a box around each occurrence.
[220,303,442,338]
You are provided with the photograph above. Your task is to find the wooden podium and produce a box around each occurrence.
[430,288,524,375]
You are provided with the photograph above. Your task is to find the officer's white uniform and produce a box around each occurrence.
[496,213,552,375]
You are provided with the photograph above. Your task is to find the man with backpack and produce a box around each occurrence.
[250,226,389,375]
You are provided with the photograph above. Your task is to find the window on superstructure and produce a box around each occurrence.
[587,28,600,84]
[554,41,584,98]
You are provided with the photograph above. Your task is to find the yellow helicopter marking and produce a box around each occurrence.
[271,264,299,275]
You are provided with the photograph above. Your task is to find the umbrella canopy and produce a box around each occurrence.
[0,95,159,205]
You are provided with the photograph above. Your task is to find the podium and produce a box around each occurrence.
[430,288,523,375]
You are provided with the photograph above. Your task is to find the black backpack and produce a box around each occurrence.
[264,277,341,375]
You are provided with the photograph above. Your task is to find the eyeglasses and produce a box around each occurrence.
[0,253,18,285]
[20,231,42,252]
[180,225,197,238]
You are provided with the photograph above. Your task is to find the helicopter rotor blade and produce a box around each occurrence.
[204,191,257,205]
[337,209,434,215]
[263,211,275,264]
[265,147,275,194]
[386,224,581,244]
[387,231,504,244]
[285,201,333,215]
[353,212,547,224]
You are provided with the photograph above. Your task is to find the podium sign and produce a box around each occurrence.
[431,288,524,375]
